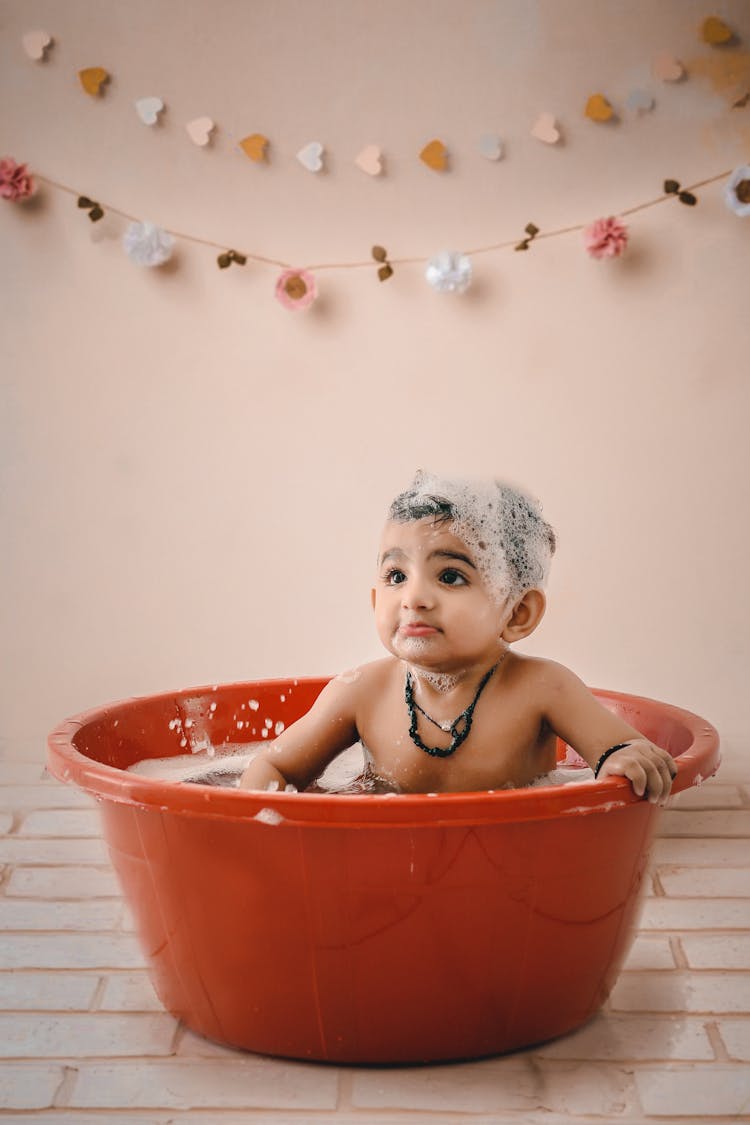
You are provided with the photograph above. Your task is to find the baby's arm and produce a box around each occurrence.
[540,663,677,802]
[239,673,360,792]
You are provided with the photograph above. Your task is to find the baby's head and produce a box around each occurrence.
[386,470,556,605]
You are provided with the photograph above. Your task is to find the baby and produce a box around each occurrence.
[240,472,676,801]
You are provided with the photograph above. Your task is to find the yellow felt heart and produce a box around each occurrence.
[701,16,733,45]
[22,30,52,60]
[78,67,109,96]
[585,94,614,122]
[239,134,269,162]
[419,139,448,171]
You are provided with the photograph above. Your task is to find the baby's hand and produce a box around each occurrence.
[596,739,677,804]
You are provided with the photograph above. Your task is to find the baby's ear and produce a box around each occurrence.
[500,588,546,643]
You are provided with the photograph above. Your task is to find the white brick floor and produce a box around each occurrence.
[1,748,749,1123]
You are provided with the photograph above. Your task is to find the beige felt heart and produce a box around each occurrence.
[652,51,685,82]
[135,96,164,126]
[585,93,615,123]
[419,139,448,171]
[22,30,52,61]
[239,134,269,162]
[531,113,560,144]
[479,133,503,160]
[355,145,383,176]
[186,116,215,146]
[79,67,109,96]
[297,141,324,172]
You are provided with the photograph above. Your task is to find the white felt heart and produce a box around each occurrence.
[531,113,560,144]
[479,133,503,160]
[355,145,383,176]
[135,96,165,126]
[297,141,324,173]
[22,30,52,60]
[626,89,654,114]
[186,116,215,146]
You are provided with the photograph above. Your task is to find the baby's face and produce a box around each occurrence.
[372,518,511,672]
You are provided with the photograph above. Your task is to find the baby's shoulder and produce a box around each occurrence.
[331,657,400,696]
[505,653,578,697]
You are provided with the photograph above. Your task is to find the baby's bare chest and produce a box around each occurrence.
[357,678,556,793]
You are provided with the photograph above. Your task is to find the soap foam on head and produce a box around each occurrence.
[388,470,556,604]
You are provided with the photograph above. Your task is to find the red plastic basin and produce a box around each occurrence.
[47,679,719,1063]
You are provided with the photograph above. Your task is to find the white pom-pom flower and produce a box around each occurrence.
[425,250,472,294]
[123,221,174,267]
[724,165,750,217]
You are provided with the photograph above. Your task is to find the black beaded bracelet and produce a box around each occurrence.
[593,742,631,778]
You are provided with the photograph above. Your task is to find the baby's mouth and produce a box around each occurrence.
[399,622,440,637]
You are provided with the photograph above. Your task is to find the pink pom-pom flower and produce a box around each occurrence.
[0,157,35,202]
[275,268,317,310]
[583,215,628,259]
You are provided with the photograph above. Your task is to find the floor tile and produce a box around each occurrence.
[69,1059,339,1109]
[680,934,750,969]
[0,1065,63,1109]
[0,971,98,1010]
[610,971,750,1013]
[635,1064,750,1116]
[5,864,120,897]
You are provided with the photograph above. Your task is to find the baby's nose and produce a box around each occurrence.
[402,577,434,609]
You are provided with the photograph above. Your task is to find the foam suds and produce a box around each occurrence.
[413,669,459,693]
[390,470,555,603]
[529,766,594,787]
[127,744,594,794]
[127,742,376,793]
[335,667,363,684]
[392,634,429,656]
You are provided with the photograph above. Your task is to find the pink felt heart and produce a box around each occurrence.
[22,30,52,60]
[355,145,383,176]
[652,51,685,82]
[186,117,215,146]
[531,113,560,144]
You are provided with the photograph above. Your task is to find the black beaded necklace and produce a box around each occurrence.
[404,660,502,758]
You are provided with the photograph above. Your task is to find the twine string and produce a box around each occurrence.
[37,167,732,274]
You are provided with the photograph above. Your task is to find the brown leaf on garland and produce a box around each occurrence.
[217,250,247,269]
[664,179,697,205]
[77,195,104,221]
[515,222,540,251]
[372,245,394,281]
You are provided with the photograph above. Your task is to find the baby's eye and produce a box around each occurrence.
[383,568,407,585]
[439,569,468,586]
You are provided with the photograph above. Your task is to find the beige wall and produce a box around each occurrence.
[2,0,748,759]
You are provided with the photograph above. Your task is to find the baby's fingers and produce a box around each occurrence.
[599,746,677,804]
[642,754,674,803]
[616,759,648,798]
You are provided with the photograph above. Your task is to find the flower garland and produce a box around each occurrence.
[2,157,749,311]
